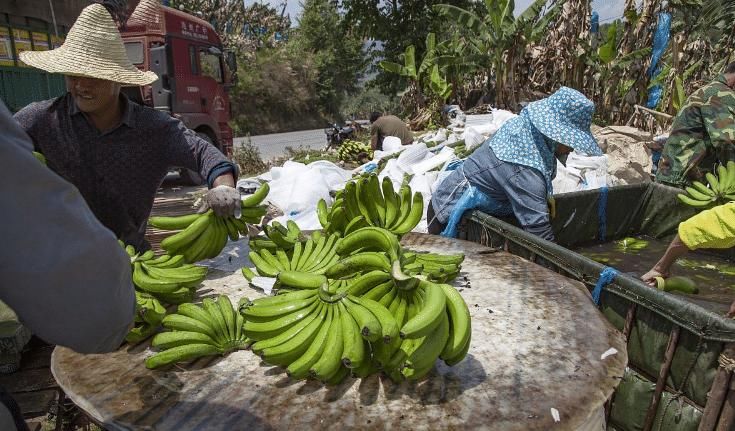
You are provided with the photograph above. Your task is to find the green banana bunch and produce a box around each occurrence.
[401,251,464,283]
[145,295,250,369]
[678,162,735,209]
[121,242,208,304]
[262,220,302,250]
[246,231,342,281]
[319,175,423,237]
[126,291,167,343]
[242,281,398,384]
[153,183,270,262]
[337,140,372,162]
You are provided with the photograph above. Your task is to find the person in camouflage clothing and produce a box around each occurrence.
[656,62,735,187]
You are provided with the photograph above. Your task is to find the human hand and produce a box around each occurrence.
[198,185,242,217]
[641,268,668,287]
[727,301,735,319]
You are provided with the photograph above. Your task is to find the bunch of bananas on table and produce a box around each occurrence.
[248,220,303,253]
[677,162,735,208]
[123,243,208,305]
[239,225,470,384]
[317,174,423,236]
[337,140,372,162]
[145,295,250,369]
[150,183,269,262]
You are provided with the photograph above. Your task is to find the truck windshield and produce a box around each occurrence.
[124,42,144,65]
[200,49,223,83]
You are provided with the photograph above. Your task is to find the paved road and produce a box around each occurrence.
[234,129,325,160]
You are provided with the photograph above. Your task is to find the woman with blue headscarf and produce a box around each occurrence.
[428,87,603,242]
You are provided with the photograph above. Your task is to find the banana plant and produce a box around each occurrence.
[434,0,557,108]
[379,32,453,102]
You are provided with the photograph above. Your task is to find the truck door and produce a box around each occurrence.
[193,44,228,124]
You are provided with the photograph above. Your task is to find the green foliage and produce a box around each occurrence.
[289,0,368,117]
[339,86,401,119]
[232,139,268,177]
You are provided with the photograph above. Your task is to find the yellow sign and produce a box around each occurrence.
[32,32,49,51]
[51,34,64,49]
[13,29,31,67]
[0,27,13,66]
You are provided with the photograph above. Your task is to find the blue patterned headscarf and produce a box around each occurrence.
[488,87,602,195]
[488,109,557,194]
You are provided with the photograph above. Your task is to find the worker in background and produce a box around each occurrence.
[13,1,240,251]
[656,62,735,187]
[0,100,135,430]
[369,112,414,151]
[641,202,735,318]
[428,87,603,242]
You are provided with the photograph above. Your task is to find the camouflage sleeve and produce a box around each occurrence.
[702,92,735,165]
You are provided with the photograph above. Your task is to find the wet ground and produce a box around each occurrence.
[575,236,735,312]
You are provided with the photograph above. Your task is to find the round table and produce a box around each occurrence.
[52,234,626,430]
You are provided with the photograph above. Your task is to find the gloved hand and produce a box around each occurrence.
[198,185,242,218]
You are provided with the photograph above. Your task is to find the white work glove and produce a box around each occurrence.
[198,185,242,218]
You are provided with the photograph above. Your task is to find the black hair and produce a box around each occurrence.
[369,111,382,123]
[92,0,134,29]
[725,61,735,75]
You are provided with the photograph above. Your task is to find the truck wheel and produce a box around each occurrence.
[179,132,215,185]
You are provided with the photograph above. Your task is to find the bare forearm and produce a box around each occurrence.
[212,172,235,188]
[652,234,691,275]
[371,135,378,150]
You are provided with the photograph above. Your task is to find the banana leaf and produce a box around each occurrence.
[379,60,405,75]
[433,4,489,35]
[599,22,618,64]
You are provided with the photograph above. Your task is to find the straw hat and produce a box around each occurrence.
[19,4,157,86]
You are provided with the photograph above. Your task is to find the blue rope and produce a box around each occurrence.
[592,267,619,305]
[598,185,609,241]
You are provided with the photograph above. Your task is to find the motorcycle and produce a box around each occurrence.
[324,122,358,151]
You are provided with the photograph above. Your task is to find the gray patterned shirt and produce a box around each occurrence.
[14,93,236,249]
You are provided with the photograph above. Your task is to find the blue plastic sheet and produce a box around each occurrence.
[646,12,672,109]
[591,12,599,34]
[441,186,512,238]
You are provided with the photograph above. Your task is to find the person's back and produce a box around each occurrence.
[0,100,135,429]
[656,65,735,187]
[371,114,413,149]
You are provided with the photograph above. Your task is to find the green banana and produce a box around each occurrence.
[151,331,218,350]
[358,296,399,343]
[243,300,319,341]
[325,252,391,279]
[317,199,329,227]
[240,182,270,207]
[439,284,471,360]
[162,314,219,339]
[287,305,334,379]
[252,302,324,353]
[259,303,327,366]
[338,302,365,369]
[276,271,327,289]
[344,295,381,342]
[309,305,344,380]
[400,281,446,339]
[677,193,715,208]
[145,343,220,369]
[392,191,424,234]
[149,213,202,230]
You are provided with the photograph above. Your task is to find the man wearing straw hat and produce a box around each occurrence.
[13,1,241,251]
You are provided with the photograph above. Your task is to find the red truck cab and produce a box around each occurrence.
[120,2,236,179]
